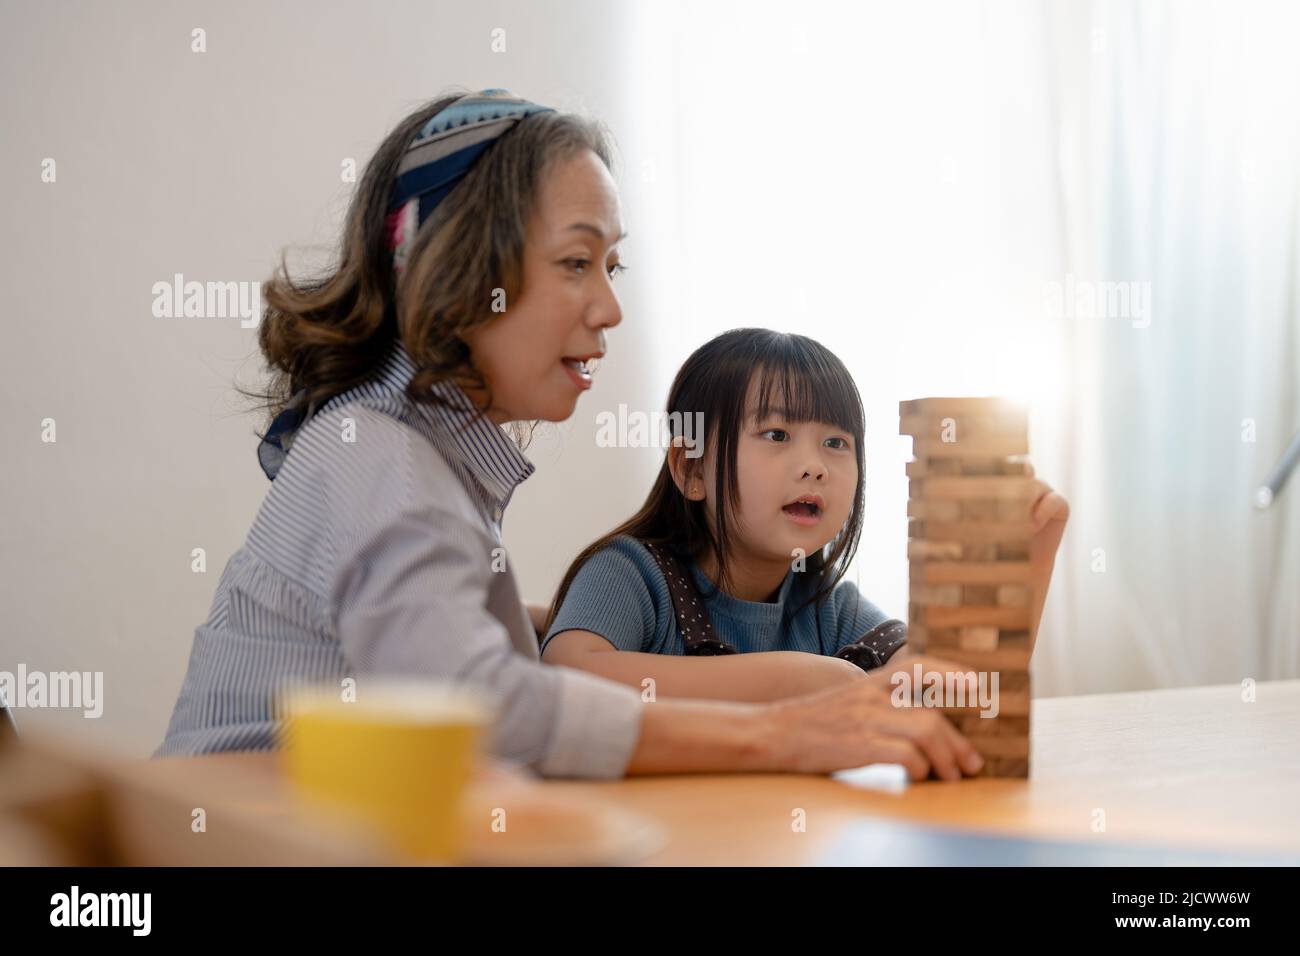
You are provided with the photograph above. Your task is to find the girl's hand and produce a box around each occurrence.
[546,630,868,703]
[1026,462,1070,564]
[779,653,869,698]
[1024,463,1069,646]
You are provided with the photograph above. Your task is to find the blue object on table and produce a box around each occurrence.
[819,817,1300,866]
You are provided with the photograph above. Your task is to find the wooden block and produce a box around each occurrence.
[999,670,1031,692]
[961,586,998,604]
[906,498,962,520]
[997,630,1032,650]
[907,540,964,561]
[992,693,1030,717]
[969,736,1030,759]
[997,585,1030,607]
[907,625,962,651]
[953,458,1001,475]
[906,623,929,650]
[958,715,1002,736]
[910,521,1033,544]
[930,671,1029,697]
[902,459,1028,478]
[910,477,1036,500]
[909,585,963,606]
[898,413,1028,441]
[912,645,1032,672]
[911,560,1032,585]
[959,626,999,651]
[911,435,1029,459]
[920,605,1031,630]
[937,458,969,475]
[996,498,1032,520]
[899,397,1026,421]
[984,757,1030,778]
[960,499,1000,520]
[997,541,1031,560]
[905,457,964,477]
[927,628,962,649]
[959,715,1030,737]
[937,459,1030,477]
[944,690,1030,717]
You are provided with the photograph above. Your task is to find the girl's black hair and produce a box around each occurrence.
[546,328,867,632]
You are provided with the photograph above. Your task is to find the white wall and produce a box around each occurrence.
[0,0,666,754]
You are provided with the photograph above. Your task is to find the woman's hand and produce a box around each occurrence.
[763,679,986,781]
[861,648,980,697]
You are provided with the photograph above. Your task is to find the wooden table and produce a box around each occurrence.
[141,680,1300,865]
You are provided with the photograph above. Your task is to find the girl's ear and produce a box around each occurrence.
[667,437,707,501]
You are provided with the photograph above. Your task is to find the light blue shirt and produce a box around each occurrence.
[157,342,644,778]
[544,535,891,657]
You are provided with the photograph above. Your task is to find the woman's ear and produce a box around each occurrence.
[667,437,707,502]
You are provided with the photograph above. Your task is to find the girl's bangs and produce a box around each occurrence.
[748,347,865,438]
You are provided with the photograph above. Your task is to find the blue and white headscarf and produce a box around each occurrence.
[258,89,554,480]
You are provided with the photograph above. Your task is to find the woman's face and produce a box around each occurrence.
[462,148,626,423]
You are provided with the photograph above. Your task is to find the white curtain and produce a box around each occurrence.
[615,0,1300,694]
[1041,0,1300,692]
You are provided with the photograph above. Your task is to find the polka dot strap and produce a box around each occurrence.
[642,542,738,656]
[835,619,909,671]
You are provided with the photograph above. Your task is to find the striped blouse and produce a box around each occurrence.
[155,341,644,778]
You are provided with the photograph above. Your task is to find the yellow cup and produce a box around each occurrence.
[277,679,492,862]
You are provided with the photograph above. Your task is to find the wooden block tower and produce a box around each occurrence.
[899,397,1033,778]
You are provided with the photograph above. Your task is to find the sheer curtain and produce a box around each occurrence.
[1042,0,1300,692]
[613,0,1300,694]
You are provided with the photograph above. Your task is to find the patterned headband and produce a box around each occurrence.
[385,88,555,273]
[257,90,552,481]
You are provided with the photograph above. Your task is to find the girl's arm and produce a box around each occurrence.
[543,629,865,702]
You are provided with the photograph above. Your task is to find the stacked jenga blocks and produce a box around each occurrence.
[900,397,1033,778]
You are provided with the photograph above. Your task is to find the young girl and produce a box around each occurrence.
[542,328,1069,703]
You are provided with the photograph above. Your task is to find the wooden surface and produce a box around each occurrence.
[138,680,1300,865]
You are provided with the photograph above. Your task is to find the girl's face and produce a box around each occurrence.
[462,148,626,424]
[689,379,860,568]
